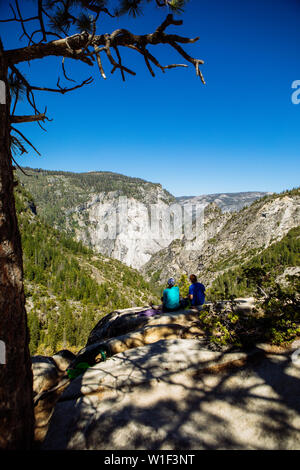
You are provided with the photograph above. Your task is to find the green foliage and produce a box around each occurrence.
[116,0,188,17]
[177,273,189,298]
[205,222,300,347]
[198,285,300,349]
[168,0,187,13]
[258,278,300,345]
[27,310,41,355]
[151,269,162,283]
[207,226,300,301]
[261,276,300,318]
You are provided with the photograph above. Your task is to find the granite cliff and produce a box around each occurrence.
[142,189,300,287]
[16,168,270,270]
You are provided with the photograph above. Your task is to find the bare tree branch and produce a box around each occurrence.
[38,0,47,42]
[5,33,94,65]
[11,126,41,155]
[9,64,45,117]
[94,45,106,79]
[31,76,94,94]
[14,0,36,45]
[5,14,204,86]
[11,155,32,175]
[5,9,205,158]
[11,135,28,155]
[0,7,38,23]
[114,45,126,81]
[61,57,76,82]
[10,112,50,124]
[104,35,136,78]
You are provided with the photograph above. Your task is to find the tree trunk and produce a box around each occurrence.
[0,42,34,449]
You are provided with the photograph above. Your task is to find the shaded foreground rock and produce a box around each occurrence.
[42,338,300,450]
[31,306,300,450]
[32,307,204,444]
[32,351,75,444]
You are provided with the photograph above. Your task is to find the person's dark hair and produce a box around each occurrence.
[189,274,197,283]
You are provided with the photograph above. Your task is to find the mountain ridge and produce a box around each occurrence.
[176,191,273,213]
[16,167,272,269]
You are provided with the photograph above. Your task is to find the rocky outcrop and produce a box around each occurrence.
[31,305,300,450]
[65,307,207,372]
[42,337,300,450]
[143,192,300,285]
[74,190,176,269]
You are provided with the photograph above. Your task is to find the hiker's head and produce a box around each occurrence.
[167,278,175,287]
[189,274,197,283]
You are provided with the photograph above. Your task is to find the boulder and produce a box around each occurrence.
[31,355,61,444]
[232,297,257,315]
[52,350,76,372]
[31,356,59,397]
[70,308,205,369]
[42,339,300,450]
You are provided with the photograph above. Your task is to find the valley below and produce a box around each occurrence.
[16,167,300,298]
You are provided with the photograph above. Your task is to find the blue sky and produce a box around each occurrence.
[1,0,300,196]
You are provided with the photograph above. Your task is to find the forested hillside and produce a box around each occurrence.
[15,183,160,355]
[16,167,175,230]
[207,225,300,300]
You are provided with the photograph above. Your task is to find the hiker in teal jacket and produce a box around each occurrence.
[162,278,180,312]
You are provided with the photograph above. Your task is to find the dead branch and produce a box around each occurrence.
[93,45,106,79]
[5,14,205,85]
[38,0,47,42]
[104,35,136,78]
[128,44,188,75]
[114,45,126,81]
[11,126,41,155]
[11,135,28,155]
[14,0,35,45]
[10,112,49,124]
[32,76,94,94]
[62,57,76,82]
[11,155,32,176]
[4,10,205,160]
[9,64,45,117]
[0,4,38,24]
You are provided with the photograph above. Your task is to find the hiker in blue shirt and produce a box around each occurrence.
[188,274,205,308]
[162,278,181,312]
